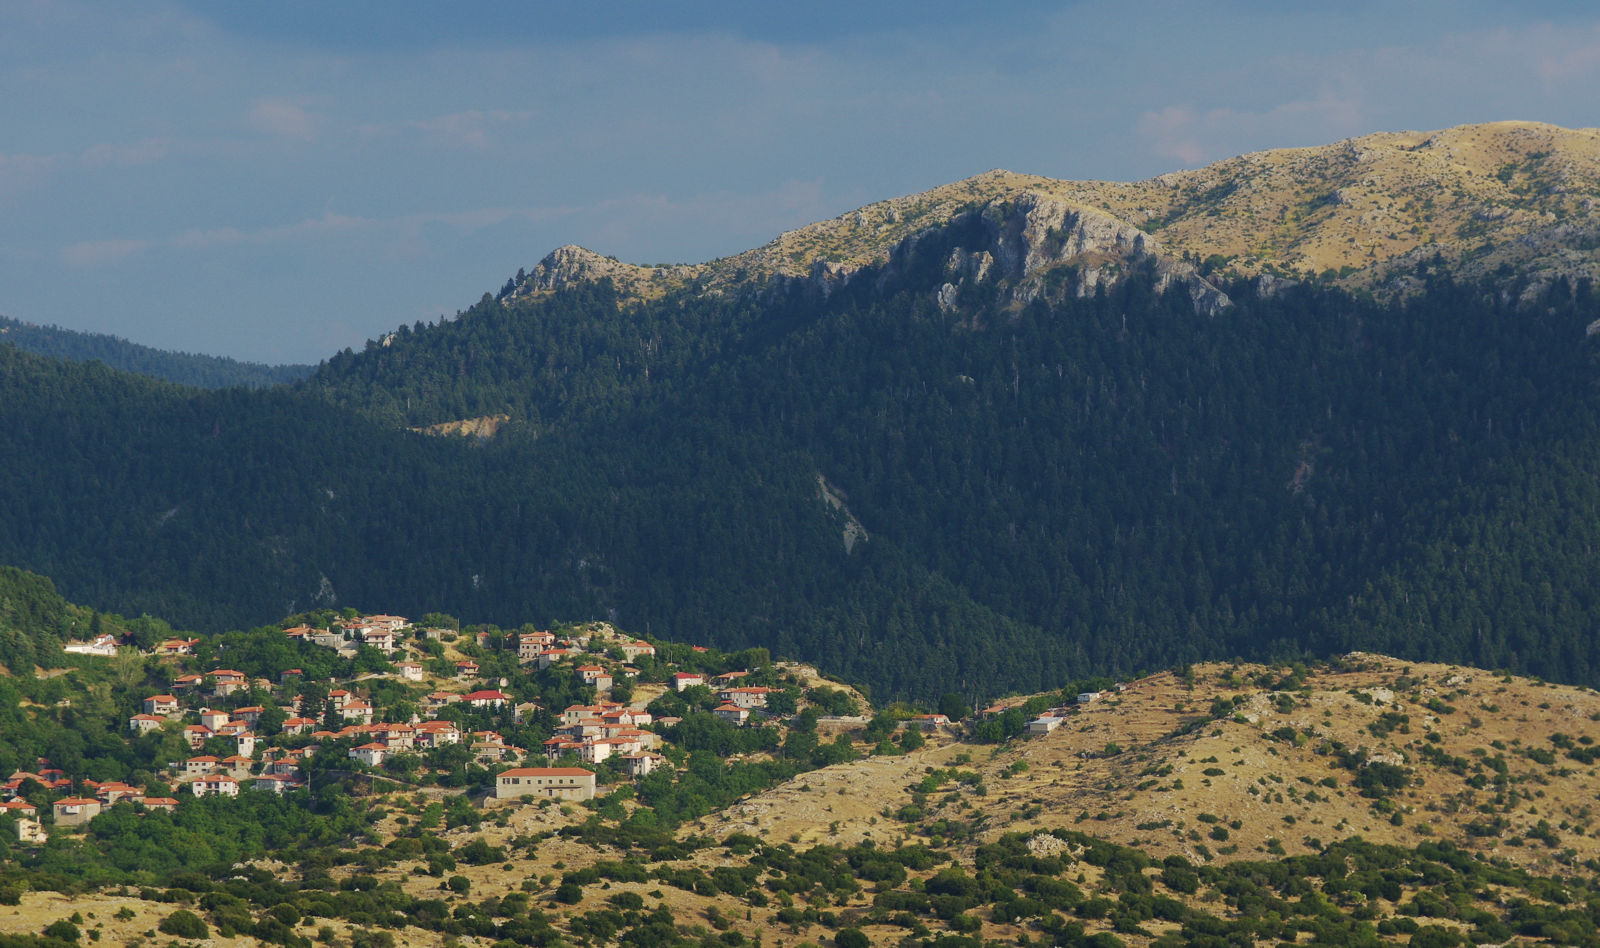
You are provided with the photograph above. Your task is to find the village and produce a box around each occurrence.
[3,613,870,844]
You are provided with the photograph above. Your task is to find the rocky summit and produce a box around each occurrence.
[516,121,1600,308]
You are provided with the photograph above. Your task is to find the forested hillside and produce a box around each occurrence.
[6,206,1600,699]
[0,316,312,389]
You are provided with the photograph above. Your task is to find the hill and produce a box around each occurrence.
[0,315,313,389]
[6,640,1600,947]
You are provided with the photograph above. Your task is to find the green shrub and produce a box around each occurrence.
[157,910,208,940]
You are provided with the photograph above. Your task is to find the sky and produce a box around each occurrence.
[4,1,1600,364]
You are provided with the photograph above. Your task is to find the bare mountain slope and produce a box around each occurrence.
[518,121,1600,306]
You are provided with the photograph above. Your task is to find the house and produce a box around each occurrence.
[155,638,199,657]
[281,716,316,736]
[394,662,424,682]
[282,625,314,640]
[128,713,166,735]
[191,776,239,798]
[349,743,387,767]
[1025,716,1062,735]
[718,686,771,709]
[1076,691,1102,705]
[578,740,613,764]
[494,767,596,801]
[670,672,706,692]
[143,694,181,716]
[94,782,140,804]
[711,671,749,686]
[64,634,119,657]
[454,660,479,679]
[359,627,397,653]
[472,741,512,764]
[712,704,750,726]
[340,699,374,724]
[52,797,101,827]
[414,721,461,748]
[139,797,179,812]
[542,738,585,760]
[184,755,220,776]
[171,673,205,691]
[253,775,300,794]
[209,670,247,696]
[365,614,409,633]
[264,759,302,777]
[14,816,46,843]
[375,723,415,750]
[619,640,656,661]
[1,800,38,818]
[910,713,951,730]
[575,665,613,690]
[231,732,256,758]
[620,753,662,777]
[423,691,463,711]
[518,631,556,662]
[465,689,509,709]
[183,725,213,748]
[233,706,264,726]
[309,630,347,650]
[198,708,231,732]
[537,648,575,670]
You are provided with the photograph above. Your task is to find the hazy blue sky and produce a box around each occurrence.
[4,1,1599,363]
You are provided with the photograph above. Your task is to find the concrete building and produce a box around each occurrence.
[494,767,596,801]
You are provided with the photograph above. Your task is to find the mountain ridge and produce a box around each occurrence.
[0,315,313,389]
[512,120,1600,309]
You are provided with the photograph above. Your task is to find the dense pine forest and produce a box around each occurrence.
[0,315,313,389]
[3,227,1600,698]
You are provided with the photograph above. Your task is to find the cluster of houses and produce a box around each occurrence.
[2,770,179,841]
[540,702,662,775]
[17,611,936,843]
[40,614,754,843]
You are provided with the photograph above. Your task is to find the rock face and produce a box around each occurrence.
[895,193,1230,316]
[514,246,703,299]
[518,196,1229,320]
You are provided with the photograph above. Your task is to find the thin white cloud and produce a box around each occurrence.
[60,238,149,267]
[1136,91,1369,169]
[247,97,319,140]
[368,109,537,149]
[81,137,171,167]
[0,151,55,190]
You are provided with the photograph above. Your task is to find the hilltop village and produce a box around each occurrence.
[3,611,941,843]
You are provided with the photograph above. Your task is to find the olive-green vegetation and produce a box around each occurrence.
[5,231,1600,698]
[0,315,312,389]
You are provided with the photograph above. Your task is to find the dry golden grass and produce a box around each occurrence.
[11,652,1600,946]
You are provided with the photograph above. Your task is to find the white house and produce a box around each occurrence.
[64,635,119,657]
[349,743,387,767]
[1025,716,1062,735]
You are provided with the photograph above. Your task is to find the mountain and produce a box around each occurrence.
[0,315,313,389]
[4,121,1600,700]
[509,120,1600,307]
